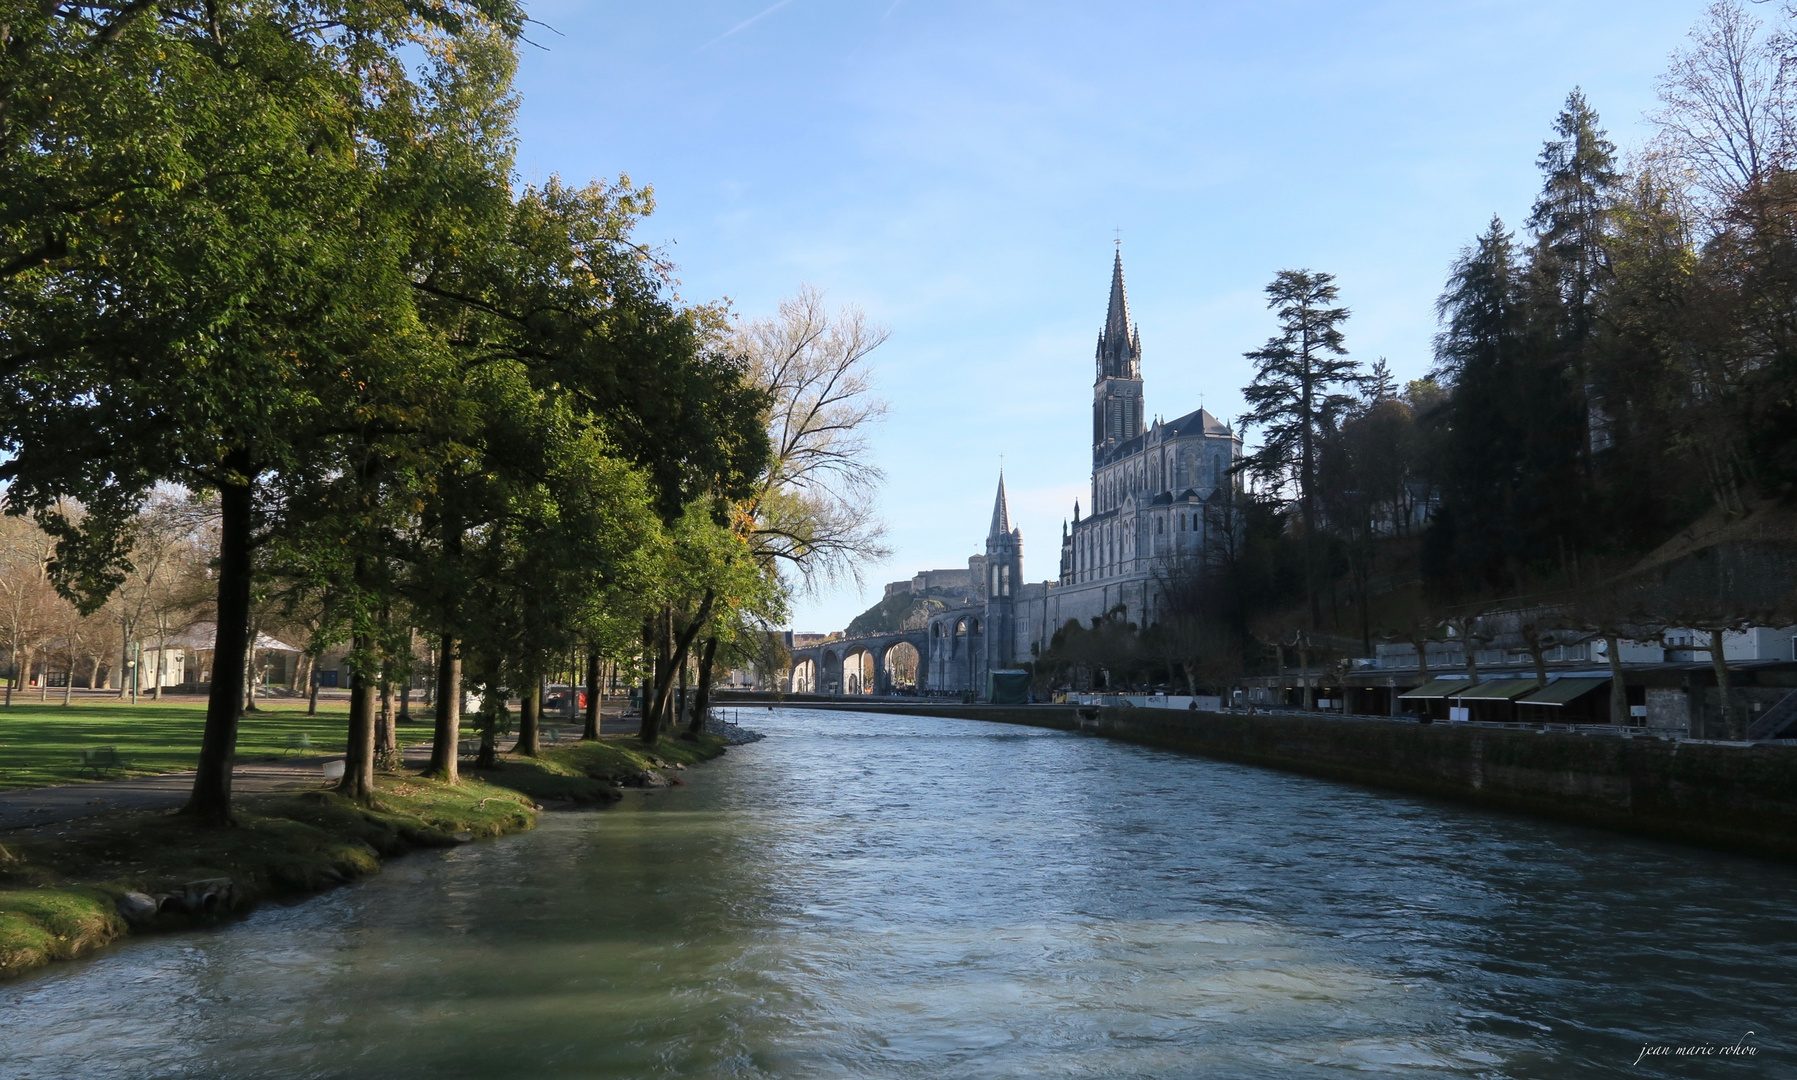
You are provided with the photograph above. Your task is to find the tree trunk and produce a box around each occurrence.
[638,618,665,743]
[641,597,715,745]
[515,680,540,756]
[62,656,73,705]
[88,653,103,693]
[376,667,395,757]
[306,654,320,715]
[117,620,129,699]
[1410,634,1430,680]
[1298,645,1314,710]
[1605,633,1628,726]
[1710,628,1735,736]
[676,654,689,729]
[338,657,377,804]
[687,637,718,736]
[1527,634,1548,687]
[241,634,258,712]
[583,650,600,741]
[476,694,498,769]
[427,636,461,781]
[397,662,410,723]
[370,657,391,751]
[183,473,254,825]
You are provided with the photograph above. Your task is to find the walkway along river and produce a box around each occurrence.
[1,709,1792,1078]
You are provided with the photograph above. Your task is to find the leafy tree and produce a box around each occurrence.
[0,1,523,822]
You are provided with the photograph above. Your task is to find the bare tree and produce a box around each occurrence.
[107,493,214,699]
[736,286,892,591]
[1652,0,1796,217]
[0,518,60,706]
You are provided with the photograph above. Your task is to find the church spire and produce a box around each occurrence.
[988,473,1011,537]
[1095,249,1140,380]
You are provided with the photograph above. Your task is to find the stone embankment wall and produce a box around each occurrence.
[748,696,1797,860]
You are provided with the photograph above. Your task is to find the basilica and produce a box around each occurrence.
[924,252,1243,694]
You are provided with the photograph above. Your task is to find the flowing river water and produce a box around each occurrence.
[1,709,1793,1079]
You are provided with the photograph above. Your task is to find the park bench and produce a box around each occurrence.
[77,746,128,777]
[285,733,314,755]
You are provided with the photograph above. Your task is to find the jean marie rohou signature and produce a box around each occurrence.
[1634,1032,1759,1066]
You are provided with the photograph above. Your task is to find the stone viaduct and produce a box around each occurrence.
[788,630,930,696]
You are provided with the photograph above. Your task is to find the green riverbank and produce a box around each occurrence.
[0,734,727,980]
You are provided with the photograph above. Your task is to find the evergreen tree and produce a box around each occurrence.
[1427,218,1529,595]
[1530,88,1622,345]
[1239,269,1361,625]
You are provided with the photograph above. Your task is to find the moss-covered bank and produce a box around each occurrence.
[0,733,727,981]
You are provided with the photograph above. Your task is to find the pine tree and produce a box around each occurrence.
[1240,269,1361,625]
[1530,88,1621,344]
[1364,357,1397,404]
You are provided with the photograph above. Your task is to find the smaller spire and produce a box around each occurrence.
[989,473,1011,537]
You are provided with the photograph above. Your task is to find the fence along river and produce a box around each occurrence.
[0,708,1792,1078]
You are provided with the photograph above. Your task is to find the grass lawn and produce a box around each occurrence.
[0,701,358,791]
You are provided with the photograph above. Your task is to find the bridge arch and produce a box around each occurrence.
[880,640,920,692]
[790,657,816,694]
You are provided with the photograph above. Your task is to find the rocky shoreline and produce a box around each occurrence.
[703,713,767,745]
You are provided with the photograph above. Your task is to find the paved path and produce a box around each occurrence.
[0,755,347,831]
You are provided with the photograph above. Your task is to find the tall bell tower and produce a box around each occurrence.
[1093,250,1145,458]
[983,473,1021,672]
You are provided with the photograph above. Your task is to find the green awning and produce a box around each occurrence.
[1450,678,1544,701]
[1515,677,1610,706]
[1399,678,1473,699]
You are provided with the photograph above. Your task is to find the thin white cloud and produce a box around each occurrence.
[701,0,800,51]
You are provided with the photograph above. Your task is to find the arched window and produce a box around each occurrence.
[1000,563,1011,595]
[970,619,982,635]
[1213,455,1225,486]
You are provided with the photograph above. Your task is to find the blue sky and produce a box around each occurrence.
[513,0,1720,633]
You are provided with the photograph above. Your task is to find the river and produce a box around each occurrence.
[1,708,1792,1078]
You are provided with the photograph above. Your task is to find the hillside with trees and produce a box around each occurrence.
[1036,1,1797,700]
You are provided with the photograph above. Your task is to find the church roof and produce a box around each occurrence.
[989,473,1011,536]
[1163,407,1231,437]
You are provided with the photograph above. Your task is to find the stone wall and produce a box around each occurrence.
[758,698,1797,861]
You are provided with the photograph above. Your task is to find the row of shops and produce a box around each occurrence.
[1241,660,1797,739]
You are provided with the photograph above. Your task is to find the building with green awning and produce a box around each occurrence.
[1515,677,1613,724]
